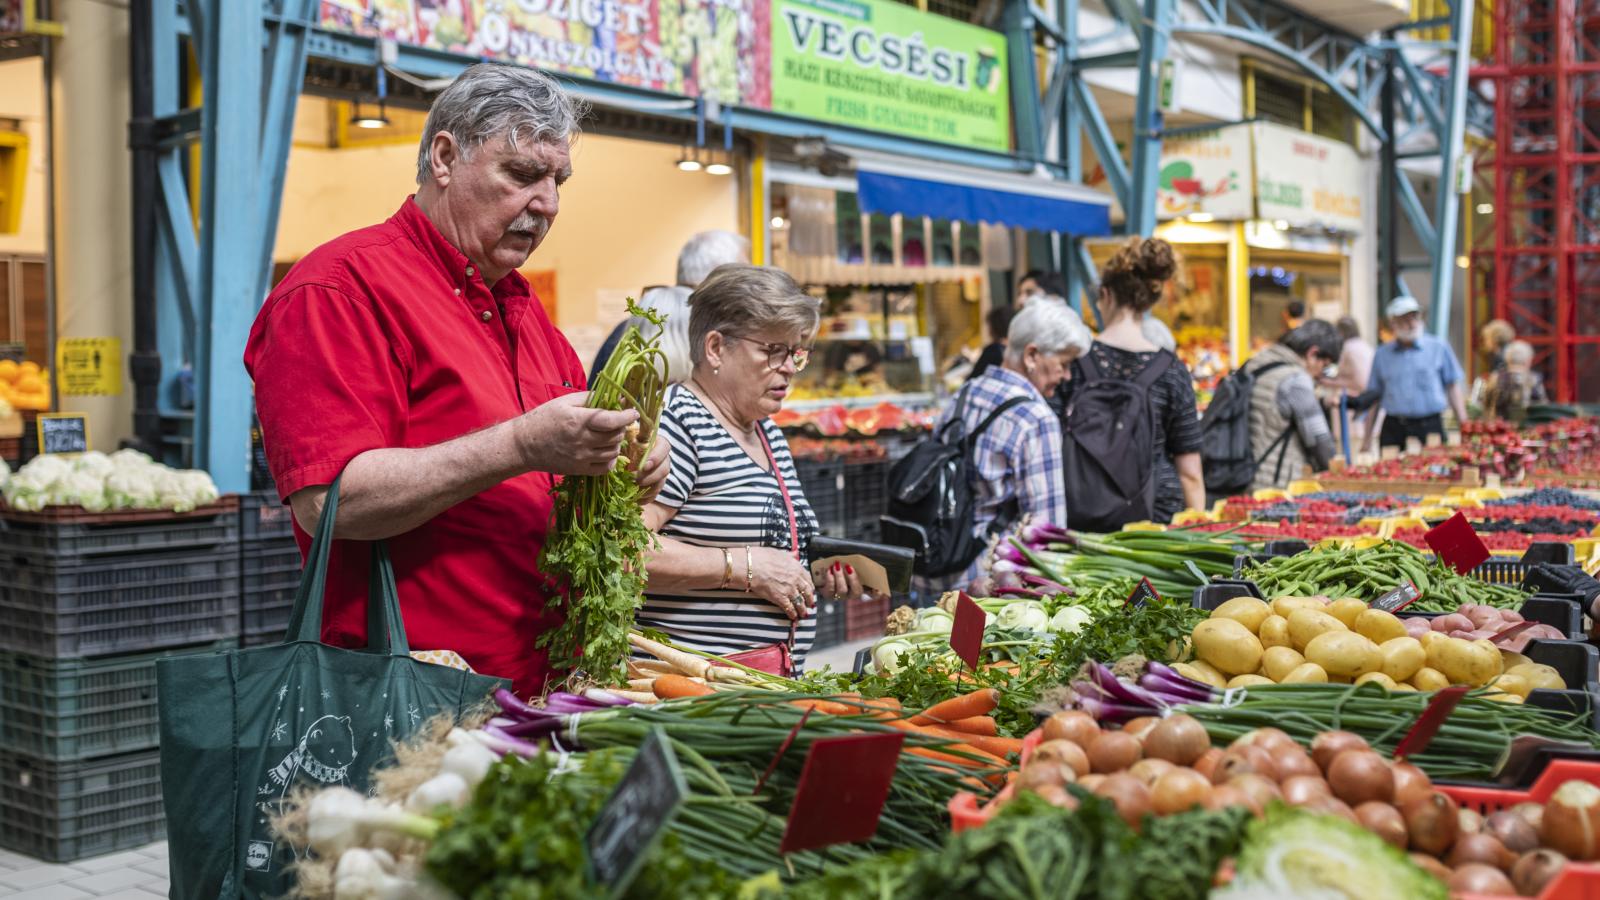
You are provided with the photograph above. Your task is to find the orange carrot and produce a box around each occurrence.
[910,688,1000,725]
[943,716,998,736]
[652,674,714,699]
[923,729,1024,759]
[881,718,1008,767]
[789,699,855,716]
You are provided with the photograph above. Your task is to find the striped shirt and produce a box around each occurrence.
[638,386,819,665]
[937,366,1067,583]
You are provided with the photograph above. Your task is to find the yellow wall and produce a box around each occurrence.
[0,57,47,255]
[273,129,741,367]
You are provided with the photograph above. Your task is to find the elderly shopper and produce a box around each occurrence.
[639,265,861,667]
[591,230,749,379]
[1244,320,1345,489]
[1358,295,1469,453]
[244,65,668,696]
[944,299,1090,582]
[1483,339,1548,424]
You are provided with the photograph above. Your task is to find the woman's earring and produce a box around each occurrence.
[714,367,721,376]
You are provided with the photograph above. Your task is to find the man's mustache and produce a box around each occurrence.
[508,214,549,237]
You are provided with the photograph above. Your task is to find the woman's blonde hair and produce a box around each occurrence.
[688,265,820,365]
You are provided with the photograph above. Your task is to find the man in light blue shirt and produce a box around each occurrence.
[1357,295,1469,453]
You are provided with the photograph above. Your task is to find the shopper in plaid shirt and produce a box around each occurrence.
[940,298,1093,582]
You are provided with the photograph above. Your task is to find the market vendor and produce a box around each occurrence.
[637,264,864,668]
[244,64,668,696]
[1355,295,1469,454]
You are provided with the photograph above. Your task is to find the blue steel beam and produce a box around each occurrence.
[1426,0,1472,340]
[1126,0,1174,236]
[1005,0,1046,163]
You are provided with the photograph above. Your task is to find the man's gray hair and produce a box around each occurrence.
[677,231,751,287]
[416,63,587,184]
[688,265,819,366]
[1004,298,1092,365]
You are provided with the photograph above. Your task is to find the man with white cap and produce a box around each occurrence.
[1356,295,1468,453]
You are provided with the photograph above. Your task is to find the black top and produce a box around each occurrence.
[967,342,1006,381]
[1059,341,1202,522]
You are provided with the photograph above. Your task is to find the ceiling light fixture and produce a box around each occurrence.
[1187,212,1214,223]
[1273,219,1290,231]
[350,100,389,129]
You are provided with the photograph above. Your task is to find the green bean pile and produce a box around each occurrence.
[1178,683,1599,780]
[1241,540,1527,612]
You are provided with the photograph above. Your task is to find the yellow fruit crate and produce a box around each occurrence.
[1210,499,1230,517]
[1252,489,1289,501]
[1171,510,1214,526]
[1421,495,1448,505]
[1467,487,1507,501]
[1286,480,1323,496]
[1409,506,1453,520]
[1441,496,1484,509]
[1348,535,1388,550]
[1380,517,1428,538]
[1316,537,1354,550]
[1357,516,1393,531]
[1121,521,1167,532]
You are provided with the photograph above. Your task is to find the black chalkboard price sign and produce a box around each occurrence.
[37,413,89,455]
[586,725,685,896]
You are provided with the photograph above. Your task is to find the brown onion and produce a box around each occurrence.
[1032,783,1078,809]
[1460,807,1485,836]
[1092,773,1153,829]
[1448,832,1515,871]
[1447,863,1516,896]
[1306,794,1360,824]
[1391,761,1434,808]
[1280,774,1331,807]
[1123,717,1160,740]
[1511,801,1545,832]
[1018,760,1076,793]
[1144,715,1210,766]
[1403,791,1461,856]
[1213,746,1277,784]
[1485,810,1540,855]
[1041,711,1101,748]
[1228,774,1282,811]
[1311,731,1370,773]
[1193,747,1224,782]
[1206,784,1261,816]
[1151,767,1214,815]
[1269,746,1321,783]
[1511,848,1568,897]
[1355,801,1409,850]
[1326,749,1395,806]
[1541,779,1600,861]
[1077,773,1107,791]
[1032,739,1091,779]
[1088,732,1143,774]
[1410,852,1453,882]
[1230,727,1295,754]
[1127,758,1177,787]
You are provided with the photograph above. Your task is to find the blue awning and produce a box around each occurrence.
[854,155,1112,236]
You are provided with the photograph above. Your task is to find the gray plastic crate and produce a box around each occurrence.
[0,501,239,560]
[240,490,294,542]
[0,548,241,657]
[811,599,846,650]
[0,641,236,760]
[0,750,166,863]
[795,459,845,537]
[241,539,302,647]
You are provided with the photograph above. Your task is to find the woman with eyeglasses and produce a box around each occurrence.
[638,264,864,667]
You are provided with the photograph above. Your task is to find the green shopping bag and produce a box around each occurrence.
[158,477,507,899]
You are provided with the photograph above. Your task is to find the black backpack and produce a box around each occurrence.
[1198,359,1292,496]
[1060,350,1174,532]
[880,387,1027,577]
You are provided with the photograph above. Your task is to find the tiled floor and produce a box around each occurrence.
[0,843,167,899]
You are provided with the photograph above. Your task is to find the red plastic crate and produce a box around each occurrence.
[1440,759,1600,899]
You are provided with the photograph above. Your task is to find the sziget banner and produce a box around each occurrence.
[317,0,1010,150]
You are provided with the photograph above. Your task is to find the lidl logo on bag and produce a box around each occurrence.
[245,841,273,871]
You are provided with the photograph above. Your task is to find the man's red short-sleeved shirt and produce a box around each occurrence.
[244,198,584,696]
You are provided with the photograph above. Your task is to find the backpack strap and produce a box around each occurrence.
[936,384,973,444]
[965,395,1029,451]
[1133,349,1175,388]
[1261,424,1298,484]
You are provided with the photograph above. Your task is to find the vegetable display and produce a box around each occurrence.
[1,449,220,513]
[538,300,669,677]
[982,522,1243,599]
[1240,540,1527,611]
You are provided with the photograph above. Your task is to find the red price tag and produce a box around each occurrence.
[1126,577,1159,608]
[1489,620,1539,649]
[1393,686,1471,759]
[779,732,905,854]
[1425,511,1491,575]
[950,591,984,671]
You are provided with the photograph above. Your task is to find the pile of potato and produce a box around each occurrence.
[1175,595,1567,700]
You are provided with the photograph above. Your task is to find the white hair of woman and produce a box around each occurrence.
[677,231,751,288]
[414,63,587,184]
[1004,296,1093,365]
[630,286,693,384]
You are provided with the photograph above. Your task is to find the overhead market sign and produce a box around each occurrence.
[1253,121,1364,233]
[1156,124,1252,221]
[316,0,1009,150]
[769,0,1010,150]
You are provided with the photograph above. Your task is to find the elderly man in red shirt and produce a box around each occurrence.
[245,64,668,696]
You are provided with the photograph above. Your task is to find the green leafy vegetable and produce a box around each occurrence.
[539,300,669,677]
[1214,805,1447,900]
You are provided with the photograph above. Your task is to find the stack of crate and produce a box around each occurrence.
[240,491,301,647]
[841,458,889,542]
[0,500,241,862]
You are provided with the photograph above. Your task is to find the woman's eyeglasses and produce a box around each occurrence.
[727,335,811,373]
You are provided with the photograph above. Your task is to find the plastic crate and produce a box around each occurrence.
[811,599,846,651]
[1458,541,1576,586]
[1443,761,1600,900]
[0,497,240,560]
[795,459,845,537]
[241,539,303,647]
[844,593,891,641]
[0,749,165,863]
[0,547,241,657]
[1191,580,1266,610]
[240,490,294,542]
[0,641,235,760]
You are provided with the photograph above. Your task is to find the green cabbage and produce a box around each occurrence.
[1214,806,1447,900]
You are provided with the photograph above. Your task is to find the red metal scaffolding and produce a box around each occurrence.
[1472,0,1600,402]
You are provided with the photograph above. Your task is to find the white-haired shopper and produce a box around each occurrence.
[245,64,669,696]
[939,298,1091,583]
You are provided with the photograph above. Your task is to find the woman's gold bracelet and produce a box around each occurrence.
[719,548,734,590]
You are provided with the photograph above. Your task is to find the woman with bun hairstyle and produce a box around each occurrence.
[1059,237,1204,525]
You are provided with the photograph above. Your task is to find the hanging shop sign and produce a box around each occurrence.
[1252,121,1364,233]
[316,0,1008,149]
[768,0,1010,150]
[1155,124,1252,220]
